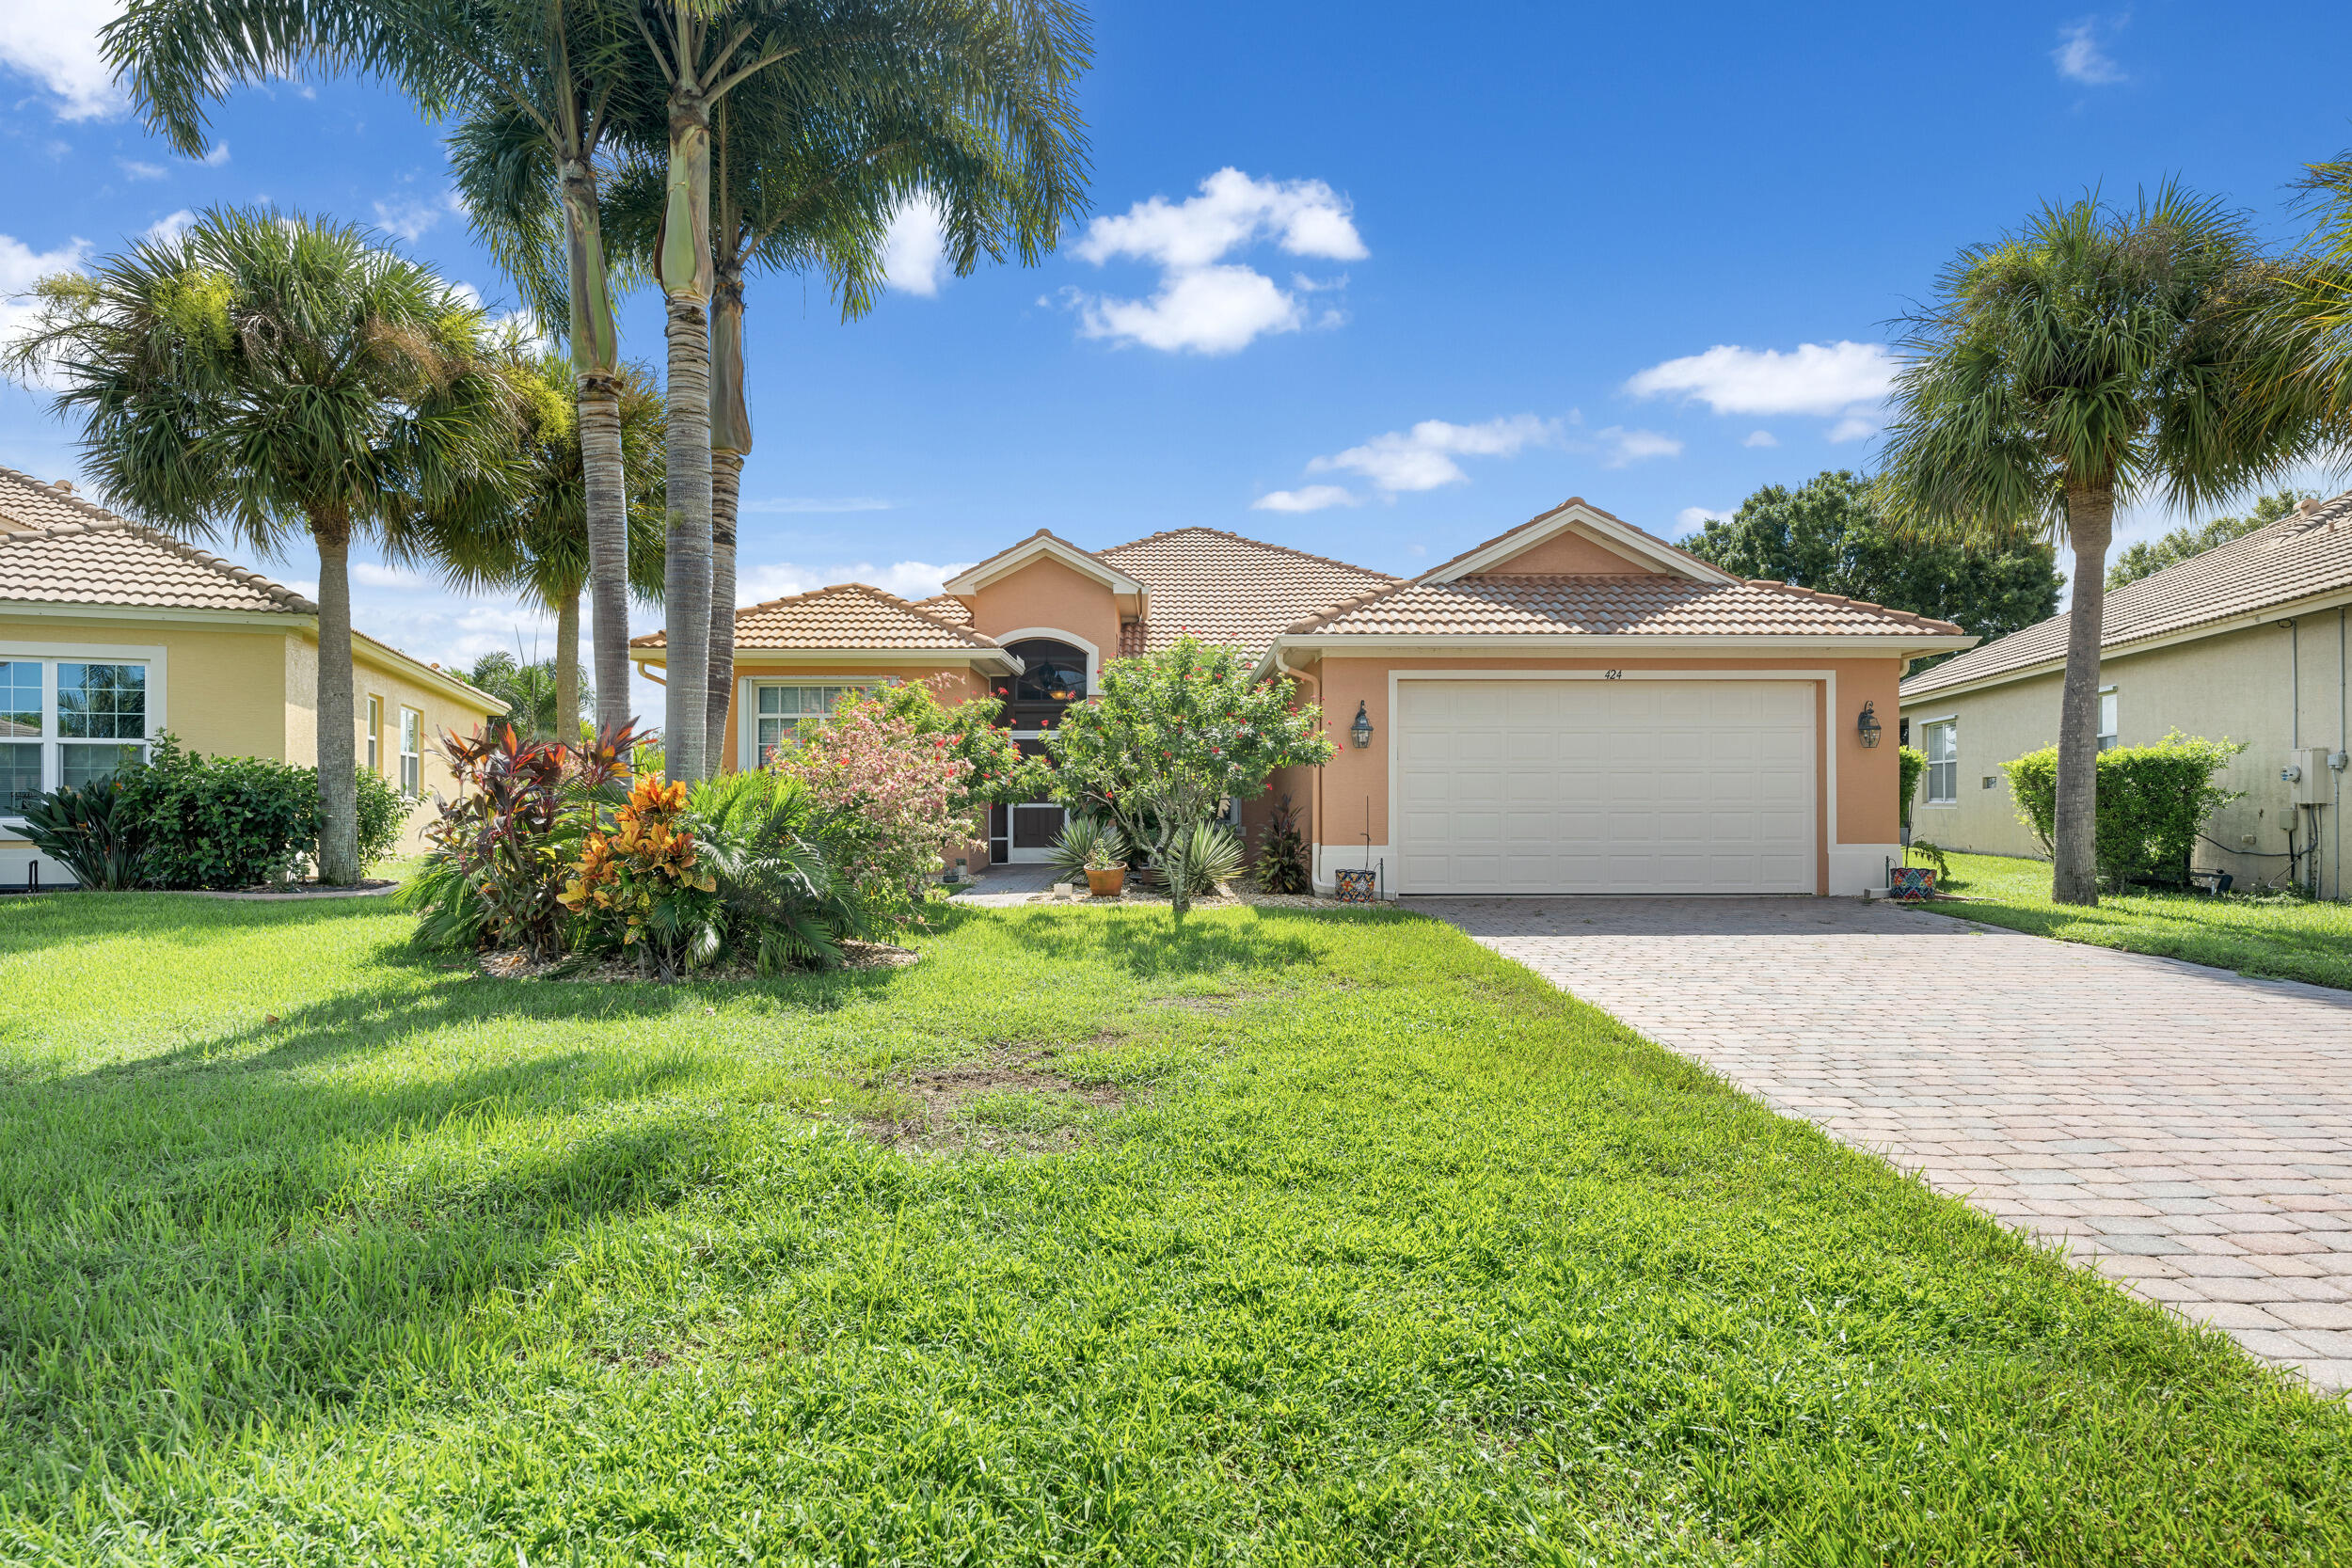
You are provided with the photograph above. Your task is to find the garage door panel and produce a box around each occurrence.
[1396,678,1816,894]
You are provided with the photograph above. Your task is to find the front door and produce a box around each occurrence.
[986,640,1090,865]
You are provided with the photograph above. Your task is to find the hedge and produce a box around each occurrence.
[2002,730,2245,887]
[118,734,411,888]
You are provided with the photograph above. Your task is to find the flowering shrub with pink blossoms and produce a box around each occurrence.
[777,688,981,923]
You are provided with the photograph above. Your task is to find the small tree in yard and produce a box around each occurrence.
[1045,638,1334,921]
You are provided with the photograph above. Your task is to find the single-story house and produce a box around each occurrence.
[1898,490,2352,899]
[633,497,1974,895]
[0,465,503,882]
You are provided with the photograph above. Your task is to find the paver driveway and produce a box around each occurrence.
[1420,895,2352,1393]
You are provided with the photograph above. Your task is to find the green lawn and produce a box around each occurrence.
[2,894,2347,1564]
[1910,850,2352,991]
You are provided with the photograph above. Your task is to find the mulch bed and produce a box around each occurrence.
[475,940,919,984]
[196,879,401,901]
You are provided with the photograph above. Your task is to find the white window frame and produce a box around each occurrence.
[2097,685,2119,752]
[1922,718,1958,805]
[743,681,873,769]
[398,706,422,798]
[0,641,167,822]
[366,694,383,775]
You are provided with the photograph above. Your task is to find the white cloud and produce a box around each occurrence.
[1595,426,1681,467]
[1075,167,1366,270]
[1827,413,1880,444]
[196,141,230,166]
[0,0,128,121]
[0,231,95,388]
[141,209,195,245]
[734,559,973,606]
[117,158,166,181]
[737,497,893,515]
[882,193,950,297]
[373,189,462,245]
[1742,429,1778,448]
[2054,18,2126,85]
[1677,506,1731,532]
[1251,484,1358,514]
[1075,264,1301,356]
[1068,168,1365,355]
[1307,414,1562,494]
[1626,341,1895,416]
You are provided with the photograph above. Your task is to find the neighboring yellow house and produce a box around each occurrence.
[0,465,502,884]
[1899,491,2352,898]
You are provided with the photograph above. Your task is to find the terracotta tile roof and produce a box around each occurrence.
[1901,492,2352,699]
[1419,495,1735,581]
[911,593,971,625]
[1093,527,1398,657]
[635,582,1008,652]
[1290,573,1969,639]
[0,465,314,613]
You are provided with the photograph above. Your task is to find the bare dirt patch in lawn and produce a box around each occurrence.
[862,1047,1128,1156]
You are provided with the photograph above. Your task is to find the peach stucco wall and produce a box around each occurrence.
[1304,653,1904,893]
[1473,529,1665,575]
[957,557,1121,670]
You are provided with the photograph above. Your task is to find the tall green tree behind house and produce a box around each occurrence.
[1875,186,2329,906]
[467,650,584,742]
[1681,470,2062,672]
[2105,491,2310,590]
[612,0,1092,782]
[5,209,520,882]
[107,0,657,737]
[428,347,668,731]
[602,58,1090,768]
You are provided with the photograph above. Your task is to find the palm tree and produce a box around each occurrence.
[105,0,655,737]
[614,0,1092,780]
[5,208,518,882]
[425,347,667,732]
[467,648,580,741]
[1878,186,2328,905]
[602,63,1083,768]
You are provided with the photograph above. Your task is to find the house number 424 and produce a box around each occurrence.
[1603,669,1623,679]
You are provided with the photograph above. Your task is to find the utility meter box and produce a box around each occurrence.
[2288,748,2332,806]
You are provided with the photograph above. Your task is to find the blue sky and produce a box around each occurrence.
[6,1,2352,704]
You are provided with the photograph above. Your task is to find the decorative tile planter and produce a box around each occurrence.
[1888,866,1937,900]
[1333,868,1379,904]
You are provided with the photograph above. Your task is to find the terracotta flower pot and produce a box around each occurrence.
[1085,866,1126,897]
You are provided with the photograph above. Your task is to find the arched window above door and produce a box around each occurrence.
[1006,639,1088,705]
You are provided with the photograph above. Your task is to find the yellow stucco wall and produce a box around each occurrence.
[1899,613,2352,895]
[0,611,497,867]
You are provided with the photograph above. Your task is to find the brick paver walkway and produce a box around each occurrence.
[1420,895,2352,1393]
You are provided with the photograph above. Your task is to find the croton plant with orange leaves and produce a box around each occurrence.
[562,772,720,965]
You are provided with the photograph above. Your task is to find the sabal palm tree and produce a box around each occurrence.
[4,208,519,882]
[1878,186,2328,905]
[467,648,580,741]
[616,0,1092,780]
[603,64,1081,766]
[426,348,668,732]
[104,0,654,736]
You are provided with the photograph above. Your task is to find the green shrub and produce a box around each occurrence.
[18,779,151,890]
[355,768,410,868]
[2002,730,2246,886]
[121,736,318,888]
[1253,793,1312,894]
[1138,820,1242,896]
[1897,745,1928,833]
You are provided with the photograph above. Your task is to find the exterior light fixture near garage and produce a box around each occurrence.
[1856,700,1883,748]
[1349,701,1375,750]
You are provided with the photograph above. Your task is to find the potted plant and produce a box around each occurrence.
[1083,824,1129,896]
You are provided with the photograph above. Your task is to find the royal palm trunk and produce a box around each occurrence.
[310,511,359,884]
[707,269,749,771]
[555,587,581,745]
[561,154,634,737]
[658,88,715,782]
[2053,487,2115,906]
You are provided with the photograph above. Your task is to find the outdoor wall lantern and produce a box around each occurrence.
[1856,700,1883,748]
[1349,700,1375,749]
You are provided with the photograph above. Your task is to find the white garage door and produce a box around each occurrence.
[1395,679,1817,894]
